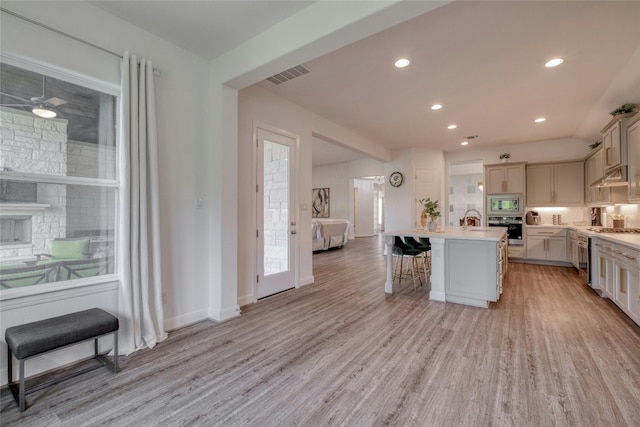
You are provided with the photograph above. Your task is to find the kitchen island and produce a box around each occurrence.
[384,227,508,308]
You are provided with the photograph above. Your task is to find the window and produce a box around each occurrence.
[0,62,118,290]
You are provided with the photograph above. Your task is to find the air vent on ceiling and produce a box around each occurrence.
[266,65,311,85]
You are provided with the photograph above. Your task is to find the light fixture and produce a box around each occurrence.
[32,107,56,118]
[534,117,546,123]
[447,124,457,130]
[394,58,410,68]
[431,104,443,110]
[545,58,564,68]
[460,141,469,146]
[477,181,484,191]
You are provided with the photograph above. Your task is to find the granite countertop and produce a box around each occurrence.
[384,226,507,242]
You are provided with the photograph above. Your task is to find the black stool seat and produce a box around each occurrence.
[6,308,118,360]
[404,236,431,251]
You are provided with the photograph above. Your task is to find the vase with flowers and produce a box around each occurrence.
[419,197,441,231]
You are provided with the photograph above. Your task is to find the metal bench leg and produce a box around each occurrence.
[7,347,12,385]
[113,331,118,373]
[19,359,25,412]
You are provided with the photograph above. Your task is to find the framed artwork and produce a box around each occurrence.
[312,188,330,218]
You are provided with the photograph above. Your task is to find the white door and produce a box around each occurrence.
[256,127,297,299]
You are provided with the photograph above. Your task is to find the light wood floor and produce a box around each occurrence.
[2,235,640,426]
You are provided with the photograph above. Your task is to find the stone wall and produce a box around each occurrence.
[0,109,116,262]
[263,141,289,275]
[0,108,67,261]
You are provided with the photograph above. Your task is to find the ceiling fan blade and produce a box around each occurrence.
[44,97,67,107]
[0,91,31,103]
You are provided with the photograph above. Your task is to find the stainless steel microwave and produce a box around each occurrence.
[487,194,524,216]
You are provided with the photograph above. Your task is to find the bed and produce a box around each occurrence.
[312,219,350,252]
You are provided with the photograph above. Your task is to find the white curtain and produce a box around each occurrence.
[118,52,166,355]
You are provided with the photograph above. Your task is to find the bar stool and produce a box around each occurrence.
[404,236,431,285]
[392,236,423,291]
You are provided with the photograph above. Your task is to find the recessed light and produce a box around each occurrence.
[534,117,546,123]
[447,124,457,130]
[431,104,443,110]
[394,58,410,68]
[545,58,564,68]
[460,141,469,146]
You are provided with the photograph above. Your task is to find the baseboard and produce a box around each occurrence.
[520,259,573,268]
[164,309,209,331]
[237,294,255,307]
[209,305,241,323]
[299,275,314,287]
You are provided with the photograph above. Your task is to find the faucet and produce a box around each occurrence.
[462,209,482,230]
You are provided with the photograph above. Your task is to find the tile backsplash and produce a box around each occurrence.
[526,204,640,228]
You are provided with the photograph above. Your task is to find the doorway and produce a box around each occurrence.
[256,126,298,298]
[448,160,484,226]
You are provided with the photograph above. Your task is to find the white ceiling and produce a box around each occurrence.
[89,1,640,166]
[89,1,315,60]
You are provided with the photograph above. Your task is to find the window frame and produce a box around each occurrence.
[0,55,121,300]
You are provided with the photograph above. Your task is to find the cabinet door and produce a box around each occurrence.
[486,167,506,194]
[505,164,524,193]
[604,121,622,169]
[526,236,547,260]
[526,164,553,205]
[547,237,567,262]
[628,267,640,324]
[554,162,584,205]
[627,117,640,201]
[615,263,629,311]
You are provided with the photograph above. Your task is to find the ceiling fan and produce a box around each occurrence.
[0,75,67,118]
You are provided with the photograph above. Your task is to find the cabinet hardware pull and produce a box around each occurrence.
[622,254,636,260]
[539,232,554,234]
[613,250,623,254]
[605,147,611,165]
[619,268,626,294]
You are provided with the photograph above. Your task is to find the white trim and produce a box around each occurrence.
[209,305,241,323]
[237,293,255,307]
[0,171,119,187]
[1,52,120,96]
[298,275,314,287]
[163,309,208,332]
[0,278,118,309]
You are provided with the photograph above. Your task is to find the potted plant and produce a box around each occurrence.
[499,153,511,163]
[419,197,440,231]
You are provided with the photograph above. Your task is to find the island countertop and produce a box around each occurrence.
[383,226,507,241]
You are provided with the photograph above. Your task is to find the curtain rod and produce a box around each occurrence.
[0,7,161,75]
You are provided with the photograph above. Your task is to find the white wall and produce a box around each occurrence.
[312,163,351,221]
[1,1,211,383]
[237,85,392,305]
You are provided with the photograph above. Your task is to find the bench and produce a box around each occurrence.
[5,308,119,412]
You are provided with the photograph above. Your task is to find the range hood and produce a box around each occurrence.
[592,165,629,187]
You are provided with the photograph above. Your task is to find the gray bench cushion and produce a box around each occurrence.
[5,308,119,360]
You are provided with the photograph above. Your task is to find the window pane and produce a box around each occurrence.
[0,183,115,288]
[0,62,117,180]
[0,62,118,290]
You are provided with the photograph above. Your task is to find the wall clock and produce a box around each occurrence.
[389,171,404,187]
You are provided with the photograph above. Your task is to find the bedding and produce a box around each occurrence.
[312,219,350,251]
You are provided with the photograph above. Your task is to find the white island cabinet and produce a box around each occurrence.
[383,227,507,308]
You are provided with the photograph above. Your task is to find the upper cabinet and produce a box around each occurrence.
[602,119,623,171]
[526,161,584,207]
[627,112,640,202]
[485,163,525,194]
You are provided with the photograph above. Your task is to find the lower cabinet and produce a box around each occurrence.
[594,237,640,326]
[526,227,567,262]
[445,238,503,307]
[613,244,640,324]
